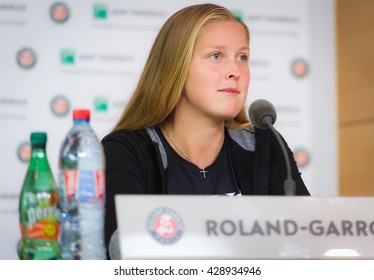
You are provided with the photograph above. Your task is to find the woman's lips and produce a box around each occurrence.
[218,88,240,96]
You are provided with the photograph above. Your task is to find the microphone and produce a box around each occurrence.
[108,229,121,260]
[248,99,296,196]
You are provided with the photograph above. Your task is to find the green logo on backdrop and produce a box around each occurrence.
[94,4,107,19]
[94,97,108,112]
[61,49,75,64]
[232,10,244,21]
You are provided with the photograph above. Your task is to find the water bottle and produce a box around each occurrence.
[18,132,61,260]
[58,109,106,259]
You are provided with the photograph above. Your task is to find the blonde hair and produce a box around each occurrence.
[113,3,250,132]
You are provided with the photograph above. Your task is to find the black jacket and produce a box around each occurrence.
[101,125,310,250]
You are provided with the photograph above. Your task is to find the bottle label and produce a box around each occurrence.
[63,170,105,202]
[22,206,61,240]
[95,170,105,199]
[63,170,78,199]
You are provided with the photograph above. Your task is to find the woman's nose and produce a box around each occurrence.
[225,61,241,80]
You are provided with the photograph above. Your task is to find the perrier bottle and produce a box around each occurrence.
[18,132,61,260]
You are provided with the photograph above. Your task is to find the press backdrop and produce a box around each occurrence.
[0,0,336,259]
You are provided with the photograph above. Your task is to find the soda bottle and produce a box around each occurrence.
[18,132,61,260]
[58,109,106,259]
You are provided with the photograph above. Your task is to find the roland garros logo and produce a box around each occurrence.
[147,207,183,245]
[50,2,70,23]
[16,48,36,69]
[17,141,31,163]
[50,95,70,117]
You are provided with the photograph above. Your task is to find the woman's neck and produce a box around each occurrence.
[161,116,225,169]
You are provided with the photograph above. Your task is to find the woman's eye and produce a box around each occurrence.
[210,53,221,60]
[238,54,248,62]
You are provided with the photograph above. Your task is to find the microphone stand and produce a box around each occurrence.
[262,115,296,196]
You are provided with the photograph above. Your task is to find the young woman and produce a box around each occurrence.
[102,3,310,258]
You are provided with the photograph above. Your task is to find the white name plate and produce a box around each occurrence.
[115,195,374,259]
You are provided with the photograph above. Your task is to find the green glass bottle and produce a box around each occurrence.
[18,132,61,260]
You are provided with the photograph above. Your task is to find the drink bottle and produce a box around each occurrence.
[18,132,61,260]
[58,109,106,259]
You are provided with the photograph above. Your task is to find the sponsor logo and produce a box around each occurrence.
[17,141,31,163]
[24,190,61,240]
[0,192,20,200]
[27,206,61,230]
[94,96,108,112]
[291,58,309,78]
[50,2,69,23]
[61,49,133,65]
[93,5,166,20]
[112,99,125,109]
[293,148,310,167]
[231,10,244,21]
[0,97,26,106]
[207,219,374,237]
[16,48,36,69]
[94,3,107,19]
[147,207,183,245]
[128,9,165,17]
[50,95,70,117]
[61,49,75,64]
[98,54,134,62]
[247,14,299,24]
[0,3,26,12]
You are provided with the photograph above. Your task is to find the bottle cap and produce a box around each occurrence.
[30,132,47,145]
[73,109,90,121]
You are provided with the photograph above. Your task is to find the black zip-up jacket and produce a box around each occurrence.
[101,125,310,253]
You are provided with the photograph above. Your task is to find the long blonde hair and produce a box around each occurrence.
[113,4,250,132]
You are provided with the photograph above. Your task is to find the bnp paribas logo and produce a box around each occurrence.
[61,49,75,64]
[94,3,108,19]
[232,10,244,21]
[94,97,108,112]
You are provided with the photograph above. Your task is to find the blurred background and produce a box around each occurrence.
[0,0,372,259]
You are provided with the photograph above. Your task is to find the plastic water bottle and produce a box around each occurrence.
[18,132,61,260]
[58,109,106,259]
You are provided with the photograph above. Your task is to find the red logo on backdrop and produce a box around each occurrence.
[291,58,309,78]
[50,2,70,23]
[16,48,37,69]
[147,207,183,245]
[17,142,31,163]
[294,148,311,167]
[51,95,70,117]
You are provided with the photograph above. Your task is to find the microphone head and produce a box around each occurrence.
[248,99,277,129]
